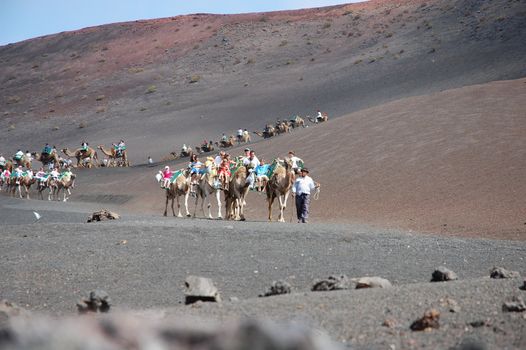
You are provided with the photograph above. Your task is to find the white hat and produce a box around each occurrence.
[165,166,169,169]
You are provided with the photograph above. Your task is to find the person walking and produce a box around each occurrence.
[292,168,319,223]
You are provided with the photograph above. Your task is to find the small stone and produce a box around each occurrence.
[431,267,458,282]
[354,277,392,289]
[502,296,526,312]
[439,297,461,313]
[184,276,221,304]
[382,318,397,328]
[260,280,292,297]
[490,267,520,279]
[229,296,239,302]
[469,320,488,328]
[410,308,440,331]
[311,275,350,291]
[519,279,526,291]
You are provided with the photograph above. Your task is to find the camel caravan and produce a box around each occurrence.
[156,148,318,222]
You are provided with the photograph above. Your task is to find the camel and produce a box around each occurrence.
[275,122,290,134]
[289,116,306,128]
[156,170,191,217]
[307,113,328,124]
[13,155,31,169]
[97,145,129,167]
[253,125,276,139]
[0,160,13,172]
[236,132,251,144]
[11,171,36,199]
[50,172,76,202]
[62,147,99,168]
[37,177,54,201]
[224,164,250,221]
[193,171,223,219]
[215,136,236,148]
[266,158,294,222]
[195,143,215,154]
[32,151,60,168]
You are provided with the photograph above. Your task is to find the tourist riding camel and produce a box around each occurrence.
[62,146,99,168]
[32,150,60,169]
[97,144,129,167]
[156,168,192,218]
[12,149,31,168]
[216,135,236,148]
[308,111,328,124]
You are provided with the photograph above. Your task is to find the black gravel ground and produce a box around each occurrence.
[1,196,525,348]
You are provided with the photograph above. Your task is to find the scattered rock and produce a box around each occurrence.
[431,267,458,282]
[353,276,392,289]
[439,297,461,313]
[382,318,397,328]
[87,209,120,222]
[311,275,350,291]
[185,276,221,304]
[260,280,292,297]
[469,320,489,328]
[77,290,111,314]
[502,296,526,312]
[410,308,440,331]
[490,267,520,279]
[520,279,526,291]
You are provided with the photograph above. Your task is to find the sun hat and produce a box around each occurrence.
[300,168,309,173]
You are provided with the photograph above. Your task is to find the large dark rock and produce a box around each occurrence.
[185,276,221,304]
[353,276,392,289]
[502,296,526,312]
[431,266,458,282]
[259,280,292,297]
[490,267,520,279]
[311,275,350,292]
[410,308,440,331]
[87,209,120,223]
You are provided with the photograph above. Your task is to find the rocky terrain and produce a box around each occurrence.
[0,0,525,348]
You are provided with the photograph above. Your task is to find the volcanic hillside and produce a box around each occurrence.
[0,0,525,237]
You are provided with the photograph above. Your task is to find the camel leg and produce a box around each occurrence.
[268,196,274,221]
[278,195,286,222]
[215,190,222,219]
[193,193,199,218]
[184,191,191,217]
[163,195,169,216]
[176,195,182,218]
[170,197,176,216]
[25,185,31,200]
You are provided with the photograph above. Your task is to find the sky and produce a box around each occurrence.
[0,0,365,46]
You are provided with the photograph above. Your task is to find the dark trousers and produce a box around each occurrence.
[295,193,310,223]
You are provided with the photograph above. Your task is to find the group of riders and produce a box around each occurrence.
[160,147,304,195]
[0,138,127,197]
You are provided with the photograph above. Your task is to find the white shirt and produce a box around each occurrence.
[237,129,243,136]
[243,155,260,168]
[292,175,316,195]
[0,156,5,165]
[289,155,303,169]
[214,155,223,166]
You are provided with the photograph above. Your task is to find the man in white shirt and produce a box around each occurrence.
[237,128,243,143]
[292,168,318,223]
[243,150,260,189]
